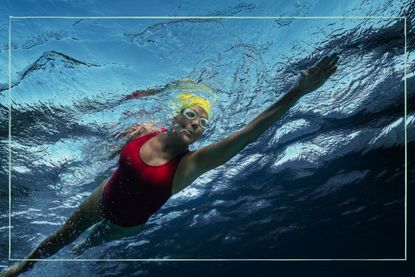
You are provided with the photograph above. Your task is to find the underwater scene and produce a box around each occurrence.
[0,0,414,276]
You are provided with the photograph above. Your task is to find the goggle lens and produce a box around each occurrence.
[200,118,209,128]
[181,108,209,129]
[183,109,197,119]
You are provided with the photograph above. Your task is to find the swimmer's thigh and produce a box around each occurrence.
[59,179,107,241]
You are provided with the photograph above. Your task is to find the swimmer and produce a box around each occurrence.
[1,53,338,276]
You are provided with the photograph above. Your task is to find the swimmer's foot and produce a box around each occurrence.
[72,240,89,256]
[0,262,28,277]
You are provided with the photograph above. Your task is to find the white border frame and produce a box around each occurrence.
[8,15,408,262]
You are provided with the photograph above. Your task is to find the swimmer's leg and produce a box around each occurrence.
[72,219,111,255]
[72,220,145,255]
[1,180,107,277]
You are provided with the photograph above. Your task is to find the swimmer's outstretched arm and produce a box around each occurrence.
[191,53,339,175]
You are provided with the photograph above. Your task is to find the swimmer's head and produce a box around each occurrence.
[176,93,212,118]
[171,93,211,145]
[167,80,218,145]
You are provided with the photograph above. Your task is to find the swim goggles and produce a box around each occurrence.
[181,108,209,129]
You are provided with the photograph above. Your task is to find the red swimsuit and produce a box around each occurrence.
[102,128,189,227]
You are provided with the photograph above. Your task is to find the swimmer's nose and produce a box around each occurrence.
[191,120,199,130]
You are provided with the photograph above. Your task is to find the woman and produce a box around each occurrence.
[2,53,338,276]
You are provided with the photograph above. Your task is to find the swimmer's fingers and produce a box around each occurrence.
[320,55,338,80]
[328,53,339,67]
[314,53,339,77]
[319,53,339,72]
[295,53,339,94]
[113,123,156,140]
[314,55,330,70]
[113,124,142,139]
[312,53,338,73]
[113,130,128,139]
[114,129,133,139]
[126,127,142,139]
[324,65,338,79]
[125,124,150,139]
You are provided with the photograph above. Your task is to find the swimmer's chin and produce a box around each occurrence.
[181,129,195,138]
[170,128,195,145]
[180,132,195,144]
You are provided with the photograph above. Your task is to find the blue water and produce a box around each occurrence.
[0,0,414,276]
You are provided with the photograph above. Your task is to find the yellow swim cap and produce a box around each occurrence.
[177,93,212,118]
[167,79,218,118]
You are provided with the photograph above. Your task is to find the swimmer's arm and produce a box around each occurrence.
[191,86,303,173]
[191,53,338,174]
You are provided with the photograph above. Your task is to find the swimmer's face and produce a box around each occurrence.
[172,105,209,145]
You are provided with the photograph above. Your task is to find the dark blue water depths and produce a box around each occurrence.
[1,0,415,276]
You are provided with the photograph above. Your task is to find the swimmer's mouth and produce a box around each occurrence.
[182,129,194,137]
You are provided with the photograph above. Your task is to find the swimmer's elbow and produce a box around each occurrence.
[193,132,252,172]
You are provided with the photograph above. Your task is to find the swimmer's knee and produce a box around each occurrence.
[72,238,92,255]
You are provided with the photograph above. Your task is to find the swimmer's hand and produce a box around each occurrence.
[109,123,158,159]
[113,123,157,141]
[294,53,339,95]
